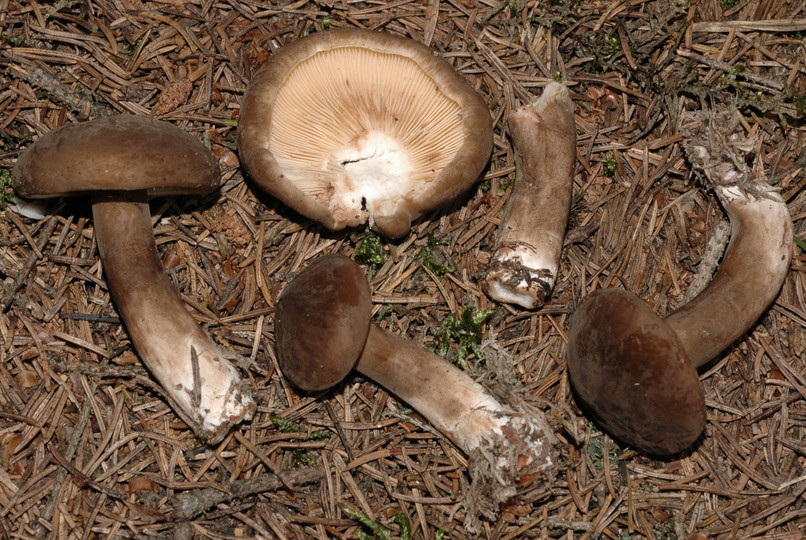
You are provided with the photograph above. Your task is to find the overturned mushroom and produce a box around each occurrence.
[566,109,793,455]
[238,28,493,238]
[275,254,558,530]
[13,116,255,444]
[485,82,576,309]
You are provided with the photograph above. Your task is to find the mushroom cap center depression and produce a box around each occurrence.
[268,46,465,226]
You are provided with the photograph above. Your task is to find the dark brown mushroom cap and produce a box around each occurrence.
[275,254,372,391]
[13,116,219,199]
[566,289,706,455]
[238,28,493,238]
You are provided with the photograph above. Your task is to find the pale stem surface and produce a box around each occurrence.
[486,82,576,309]
[666,188,792,368]
[92,197,255,443]
[357,325,506,452]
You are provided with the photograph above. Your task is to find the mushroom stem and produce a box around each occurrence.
[669,110,793,367]
[666,185,792,369]
[92,195,255,444]
[359,326,557,530]
[357,325,508,452]
[485,82,576,309]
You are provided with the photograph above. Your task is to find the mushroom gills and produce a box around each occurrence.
[269,46,465,227]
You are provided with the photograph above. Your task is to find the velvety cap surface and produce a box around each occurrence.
[275,254,372,391]
[567,288,706,455]
[14,115,220,199]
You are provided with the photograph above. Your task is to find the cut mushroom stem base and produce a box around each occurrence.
[485,82,576,309]
[93,196,255,443]
[357,325,557,531]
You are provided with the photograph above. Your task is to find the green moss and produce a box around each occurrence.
[355,233,389,273]
[292,449,316,467]
[498,174,516,192]
[414,231,454,277]
[608,36,619,57]
[603,155,617,177]
[343,507,393,540]
[587,433,624,469]
[269,413,301,433]
[434,307,495,367]
[0,169,14,210]
[342,508,422,540]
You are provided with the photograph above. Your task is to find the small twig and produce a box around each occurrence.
[48,448,127,500]
[676,219,730,308]
[692,19,806,33]
[37,378,99,534]
[324,400,355,463]
[60,313,122,324]
[190,345,202,410]
[676,48,784,92]
[171,467,324,520]
[1,217,58,312]
[50,359,147,379]
[4,58,111,118]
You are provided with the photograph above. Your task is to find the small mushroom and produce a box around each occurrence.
[275,254,557,530]
[238,28,493,238]
[13,116,256,444]
[485,82,576,309]
[566,110,793,455]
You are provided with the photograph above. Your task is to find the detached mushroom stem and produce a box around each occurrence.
[566,109,793,455]
[485,82,576,309]
[275,254,558,531]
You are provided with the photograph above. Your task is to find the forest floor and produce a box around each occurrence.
[1,0,806,538]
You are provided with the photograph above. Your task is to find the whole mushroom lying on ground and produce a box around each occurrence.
[485,82,577,309]
[238,28,493,238]
[566,109,793,455]
[13,116,256,444]
[274,254,560,531]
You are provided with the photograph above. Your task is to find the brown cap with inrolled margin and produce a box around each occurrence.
[238,28,493,239]
[275,254,372,391]
[566,288,706,456]
[14,115,219,199]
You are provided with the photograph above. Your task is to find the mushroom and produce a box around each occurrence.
[13,115,256,444]
[484,82,576,309]
[275,254,558,530]
[566,109,793,455]
[238,28,493,239]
